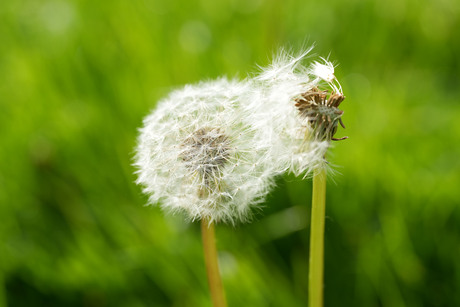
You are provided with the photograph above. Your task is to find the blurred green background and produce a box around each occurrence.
[1,0,459,306]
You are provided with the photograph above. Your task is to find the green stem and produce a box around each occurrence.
[201,218,227,307]
[309,167,327,307]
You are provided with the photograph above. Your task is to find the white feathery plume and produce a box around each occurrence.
[308,56,343,94]
[135,78,276,224]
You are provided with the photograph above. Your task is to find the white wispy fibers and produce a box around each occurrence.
[247,47,346,177]
[135,78,276,224]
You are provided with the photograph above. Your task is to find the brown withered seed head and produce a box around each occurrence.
[294,87,347,142]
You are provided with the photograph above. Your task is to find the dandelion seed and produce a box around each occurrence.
[309,57,343,95]
[310,57,336,83]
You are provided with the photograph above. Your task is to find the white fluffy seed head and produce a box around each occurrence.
[249,48,346,177]
[134,78,277,224]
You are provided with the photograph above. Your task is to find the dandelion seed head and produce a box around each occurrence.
[250,47,346,176]
[135,78,276,224]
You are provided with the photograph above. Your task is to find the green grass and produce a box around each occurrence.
[1,0,460,306]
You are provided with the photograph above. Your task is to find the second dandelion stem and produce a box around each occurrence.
[201,218,227,307]
[309,167,327,307]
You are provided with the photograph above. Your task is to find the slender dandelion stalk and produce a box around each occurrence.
[201,219,227,307]
[309,167,326,307]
